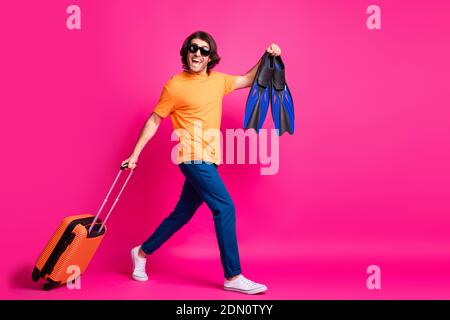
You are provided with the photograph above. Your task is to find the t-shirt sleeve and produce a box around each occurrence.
[223,73,238,95]
[152,85,174,118]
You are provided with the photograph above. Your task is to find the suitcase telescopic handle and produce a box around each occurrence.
[88,162,134,234]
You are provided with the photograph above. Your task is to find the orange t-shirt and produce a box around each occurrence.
[153,71,238,165]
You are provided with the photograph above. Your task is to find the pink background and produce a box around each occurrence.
[1,0,450,299]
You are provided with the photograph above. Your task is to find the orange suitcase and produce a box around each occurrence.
[32,164,134,290]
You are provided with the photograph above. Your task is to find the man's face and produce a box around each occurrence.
[187,38,211,74]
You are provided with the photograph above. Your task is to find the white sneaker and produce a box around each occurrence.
[224,275,267,294]
[131,246,148,281]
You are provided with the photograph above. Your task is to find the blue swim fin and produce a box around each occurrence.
[244,53,273,132]
[271,55,294,135]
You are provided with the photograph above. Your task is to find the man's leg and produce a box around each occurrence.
[139,178,204,255]
[179,163,242,279]
[131,178,203,281]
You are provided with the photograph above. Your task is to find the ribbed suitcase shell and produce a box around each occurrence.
[33,214,105,290]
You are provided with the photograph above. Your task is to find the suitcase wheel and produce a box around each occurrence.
[32,267,41,282]
[43,280,59,291]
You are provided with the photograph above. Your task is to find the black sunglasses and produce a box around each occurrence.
[188,44,211,57]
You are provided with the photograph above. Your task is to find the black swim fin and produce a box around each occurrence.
[271,55,295,135]
[244,52,273,132]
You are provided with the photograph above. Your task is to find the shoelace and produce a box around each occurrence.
[136,261,146,271]
[240,276,258,288]
[134,254,146,271]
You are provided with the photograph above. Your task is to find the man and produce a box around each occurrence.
[122,31,281,294]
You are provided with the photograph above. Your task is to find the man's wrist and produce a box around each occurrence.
[131,152,140,159]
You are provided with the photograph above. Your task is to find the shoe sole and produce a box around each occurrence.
[223,286,267,295]
[132,274,148,282]
[131,248,148,282]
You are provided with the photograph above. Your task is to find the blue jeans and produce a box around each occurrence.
[141,162,242,278]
